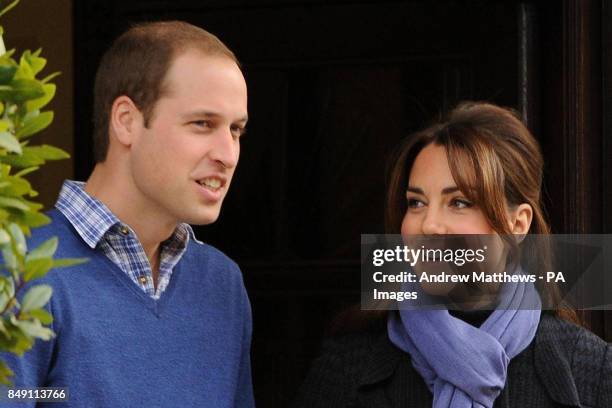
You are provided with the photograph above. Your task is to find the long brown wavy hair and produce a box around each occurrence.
[384,101,578,323]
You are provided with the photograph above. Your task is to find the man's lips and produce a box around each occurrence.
[195,175,227,192]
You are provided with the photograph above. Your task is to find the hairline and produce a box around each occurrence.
[142,46,241,128]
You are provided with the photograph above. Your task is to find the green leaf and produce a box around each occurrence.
[52,257,88,268]
[0,318,9,337]
[40,71,60,84]
[22,50,46,76]
[26,237,57,261]
[25,83,55,111]
[0,208,9,223]
[0,79,44,103]
[0,119,11,132]
[12,318,54,341]
[20,210,50,228]
[21,284,52,312]
[1,246,17,270]
[7,222,26,255]
[0,359,14,386]
[14,52,34,80]
[28,144,68,160]
[2,176,32,196]
[14,166,39,177]
[0,144,69,167]
[0,148,44,167]
[0,131,20,153]
[28,308,53,325]
[0,227,9,245]
[22,198,42,211]
[0,0,21,19]
[0,56,18,85]
[0,320,35,355]
[0,274,14,298]
[15,111,53,139]
[0,291,8,311]
[1,49,16,59]
[24,258,53,281]
[0,196,29,211]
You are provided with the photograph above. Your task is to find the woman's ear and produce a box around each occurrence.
[508,203,533,240]
[109,95,142,147]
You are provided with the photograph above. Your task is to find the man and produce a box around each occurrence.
[4,21,253,407]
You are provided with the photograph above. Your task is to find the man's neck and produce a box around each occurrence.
[84,163,177,280]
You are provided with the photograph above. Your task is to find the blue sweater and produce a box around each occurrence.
[1,210,254,407]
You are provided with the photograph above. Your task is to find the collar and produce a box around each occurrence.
[55,180,119,248]
[55,180,200,249]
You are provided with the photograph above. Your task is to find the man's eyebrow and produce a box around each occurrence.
[184,110,248,123]
[406,186,460,195]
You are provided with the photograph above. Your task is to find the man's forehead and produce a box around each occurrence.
[161,51,243,88]
[157,51,246,108]
[167,48,240,75]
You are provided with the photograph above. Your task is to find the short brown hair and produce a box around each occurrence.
[386,101,578,323]
[92,21,239,162]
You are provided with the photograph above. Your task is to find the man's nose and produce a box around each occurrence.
[421,208,447,235]
[210,127,239,169]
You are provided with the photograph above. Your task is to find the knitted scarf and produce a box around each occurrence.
[387,275,541,408]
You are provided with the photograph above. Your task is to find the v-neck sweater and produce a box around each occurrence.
[2,209,254,408]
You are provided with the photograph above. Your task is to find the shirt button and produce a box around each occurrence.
[138,276,147,285]
[119,225,129,235]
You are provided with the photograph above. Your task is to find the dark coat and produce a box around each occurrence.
[292,314,612,408]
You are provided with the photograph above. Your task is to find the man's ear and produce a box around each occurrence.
[508,203,533,242]
[109,96,142,147]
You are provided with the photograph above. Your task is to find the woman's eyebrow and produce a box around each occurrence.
[441,186,460,195]
[407,186,460,195]
[407,186,424,195]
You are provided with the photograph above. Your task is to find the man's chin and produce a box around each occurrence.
[185,209,221,226]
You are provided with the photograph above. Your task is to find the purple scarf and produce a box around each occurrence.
[387,276,541,408]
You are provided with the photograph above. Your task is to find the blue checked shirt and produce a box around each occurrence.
[55,180,197,299]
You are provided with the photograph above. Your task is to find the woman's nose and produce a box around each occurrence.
[421,208,447,235]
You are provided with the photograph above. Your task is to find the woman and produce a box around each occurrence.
[292,102,611,408]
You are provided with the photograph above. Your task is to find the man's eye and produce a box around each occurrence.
[190,120,211,128]
[230,125,246,139]
[451,198,472,209]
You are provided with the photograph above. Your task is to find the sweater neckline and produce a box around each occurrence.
[48,208,186,317]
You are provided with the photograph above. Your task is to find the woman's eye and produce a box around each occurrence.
[407,198,425,209]
[451,198,472,209]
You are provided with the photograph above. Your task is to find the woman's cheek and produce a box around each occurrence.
[401,214,420,235]
[453,213,495,235]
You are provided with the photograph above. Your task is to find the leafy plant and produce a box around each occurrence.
[0,0,85,385]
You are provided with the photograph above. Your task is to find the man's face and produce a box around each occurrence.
[129,50,248,225]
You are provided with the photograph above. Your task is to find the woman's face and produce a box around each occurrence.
[401,143,494,235]
[401,143,505,303]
